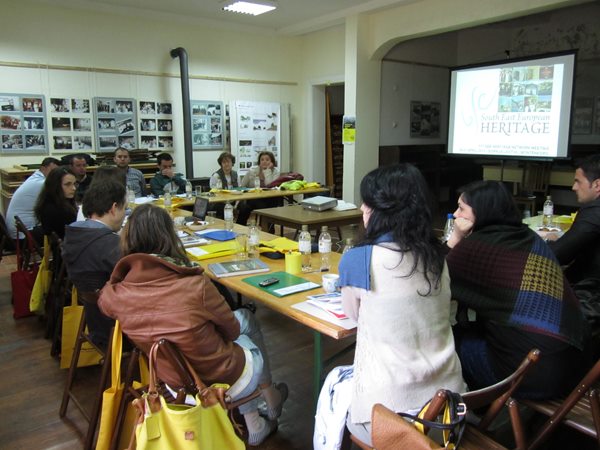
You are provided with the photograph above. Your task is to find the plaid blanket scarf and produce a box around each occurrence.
[447,224,584,350]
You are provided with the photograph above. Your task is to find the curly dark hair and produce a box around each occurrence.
[359,163,444,295]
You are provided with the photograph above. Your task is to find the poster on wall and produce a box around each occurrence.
[0,93,48,154]
[93,97,138,153]
[410,101,440,138]
[49,97,93,152]
[190,100,223,149]
[139,100,174,151]
[233,101,280,176]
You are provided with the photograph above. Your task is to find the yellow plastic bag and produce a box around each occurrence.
[97,322,149,450]
[29,235,52,314]
[60,287,103,369]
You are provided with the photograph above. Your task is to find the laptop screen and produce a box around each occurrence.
[192,197,209,220]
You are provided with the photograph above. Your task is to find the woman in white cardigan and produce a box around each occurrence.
[335,164,465,446]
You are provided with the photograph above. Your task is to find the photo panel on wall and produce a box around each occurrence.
[94,96,137,153]
[0,93,48,154]
[138,100,173,150]
[49,97,94,152]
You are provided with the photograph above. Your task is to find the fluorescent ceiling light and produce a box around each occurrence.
[222,1,276,16]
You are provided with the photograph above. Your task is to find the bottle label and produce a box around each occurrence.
[318,241,331,253]
[543,205,553,215]
[224,210,233,220]
[299,241,311,252]
[249,233,260,246]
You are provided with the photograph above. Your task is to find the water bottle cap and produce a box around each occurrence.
[321,225,328,231]
[447,213,454,219]
[302,225,309,231]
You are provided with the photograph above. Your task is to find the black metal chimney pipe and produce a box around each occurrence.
[170,47,193,179]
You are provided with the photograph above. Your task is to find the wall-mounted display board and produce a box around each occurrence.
[94,97,138,153]
[49,97,93,152]
[138,100,173,151]
[230,101,282,176]
[0,93,48,154]
[190,100,223,149]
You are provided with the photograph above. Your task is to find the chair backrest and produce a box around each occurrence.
[14,215,43,268]
[0,213,9,263]
[462,348,540,430]
[156,339,199,396]
[521,162,551,194]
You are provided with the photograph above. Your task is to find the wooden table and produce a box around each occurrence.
[254,204,363,237]
[174,211,356,403]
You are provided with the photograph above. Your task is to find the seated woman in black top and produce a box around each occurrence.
[446,180,587,399]
[34,166,78,239]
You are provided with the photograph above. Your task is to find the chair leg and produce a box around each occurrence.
[59,311,89,419]
[109,348,141,450]
[590,389,600,447]
[83,331,113,450]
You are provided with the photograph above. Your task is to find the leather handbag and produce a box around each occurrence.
[129,342,245,450]
[397,390,467,449]
[11,235,37,319]
[59,287,103,369]
[29,235,52,314]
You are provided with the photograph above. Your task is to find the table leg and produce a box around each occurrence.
[313,330,322,408]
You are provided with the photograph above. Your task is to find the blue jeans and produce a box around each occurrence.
[453,327,498,390]
[231,309,272,415]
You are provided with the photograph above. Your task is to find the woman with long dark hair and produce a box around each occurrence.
[446,180,586,399]
[322,164,465,447]
[98,204,287,446]
[34,166,77,238]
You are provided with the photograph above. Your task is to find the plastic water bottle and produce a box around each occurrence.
[298,225,312,272]
[442,213,454,242]
[215,177,223,190]
[318,225,332,271]
[342,238,354,254]
[254,176,261,190]
[247,220,260,259]
[543,195,554,226]
[185,180,193,199]
[224,202,234,231]
[126,186,135,205]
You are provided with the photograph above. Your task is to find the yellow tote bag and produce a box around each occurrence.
[130,342,245,450]
[59,287,103,369]
[29,235,52,314]
[97,322,149,450]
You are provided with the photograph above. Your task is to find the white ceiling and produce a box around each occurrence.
[45,0,418,35]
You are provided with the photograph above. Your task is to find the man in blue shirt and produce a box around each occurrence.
[6,157,60,241]
[113,147,147,197]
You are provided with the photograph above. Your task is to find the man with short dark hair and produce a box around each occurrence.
[548,154,600,283]
[150,152,186,196]
[70,153,92,202]
[113,147,146,197]
[62,180,127,347]
[6,157,60,241]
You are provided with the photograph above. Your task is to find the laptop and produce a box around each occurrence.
[184,196,209,222]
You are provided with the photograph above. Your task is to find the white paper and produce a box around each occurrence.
[292,301,357,330]
[273,282,319,296]
[186,247,209,257]
[133,196,155,205]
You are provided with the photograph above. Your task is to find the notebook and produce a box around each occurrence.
[208,259,270,278]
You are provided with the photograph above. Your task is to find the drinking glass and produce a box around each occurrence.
[206,211,217,225]
[235,234,248,260]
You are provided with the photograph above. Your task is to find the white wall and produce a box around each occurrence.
[0,0,324,181]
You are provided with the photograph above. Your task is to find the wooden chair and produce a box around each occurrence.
[13,215,43,270]
[349,348,541,450]
[60,303,141,450]
[513,162,552,216]
[59,294,111,450]
[519,358,600,449]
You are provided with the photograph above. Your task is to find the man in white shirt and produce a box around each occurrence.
[6,157,60,241]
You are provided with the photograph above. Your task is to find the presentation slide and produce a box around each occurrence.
[448,52,575,159]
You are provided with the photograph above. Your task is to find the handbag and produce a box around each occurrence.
[10,234,37,319]
[30,235,52,314]
[59,287,103,369]
[96,321,149,450]
[397,390,467,449]
[129,341,245,450]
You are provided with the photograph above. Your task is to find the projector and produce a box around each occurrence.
[301,196,338,212]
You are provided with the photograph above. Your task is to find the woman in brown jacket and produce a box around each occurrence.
[98,204,287,446]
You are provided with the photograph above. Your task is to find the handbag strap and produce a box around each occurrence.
[147,341,209,395]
